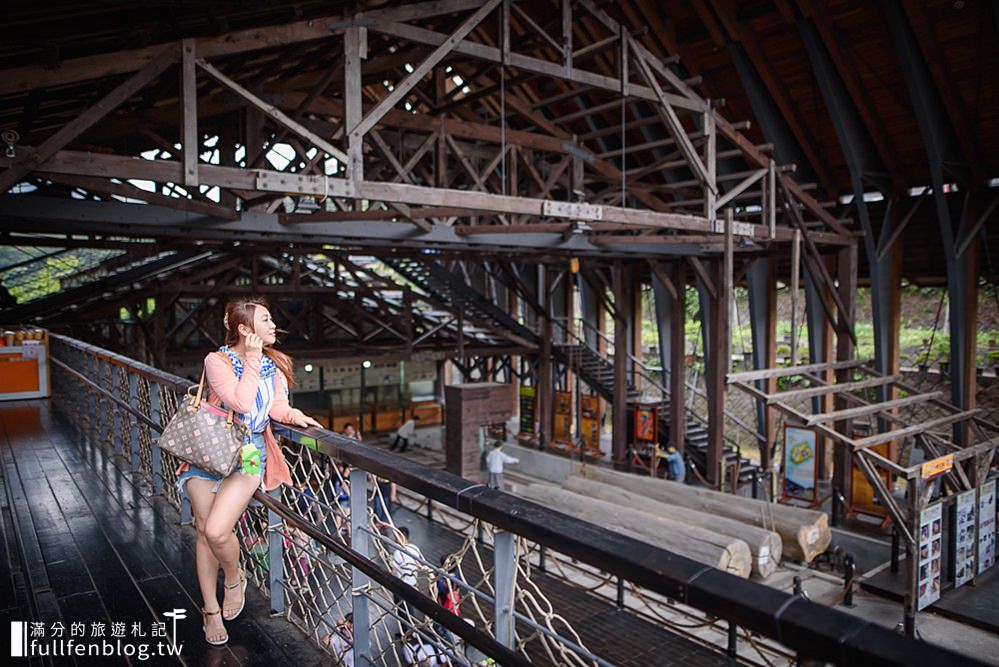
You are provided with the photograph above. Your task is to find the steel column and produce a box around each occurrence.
[746,256,777,466]
[493,530,516,647]
[349,467,370,661]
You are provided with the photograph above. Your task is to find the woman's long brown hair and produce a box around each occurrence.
[223,298,295,389]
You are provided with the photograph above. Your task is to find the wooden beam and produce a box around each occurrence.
[768,374,901,404]
[647,259,677,300]
[805,391,944,426]
[373,16,703,112]
[687,256,716,297]
[629,41,715,194]
[853,410,981,450]
[352,0,502,140]
[0,45,178,194]
[36,172,239,220]
[195,58,348,164]
[0,0,485,95]
[180,39,199,187]
[612,262,629,463]
[728,358,864,383]
[705,257,729,486]
[669,260,687,455]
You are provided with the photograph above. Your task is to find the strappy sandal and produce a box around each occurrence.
[202,607,228,646]
[222,570,247,621]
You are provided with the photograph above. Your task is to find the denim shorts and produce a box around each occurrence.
[176,432,268,500]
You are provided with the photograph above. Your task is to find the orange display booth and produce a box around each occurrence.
[0,327,50,400]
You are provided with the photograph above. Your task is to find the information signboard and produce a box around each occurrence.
[917,501,943,611]
[978,480,996,575]
[783,425,818,501]
[519,386,536,435]
[955,489,976,588]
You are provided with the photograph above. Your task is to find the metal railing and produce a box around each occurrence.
[46,334,979,667]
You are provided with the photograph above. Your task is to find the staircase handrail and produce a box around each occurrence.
[556,318,765,446]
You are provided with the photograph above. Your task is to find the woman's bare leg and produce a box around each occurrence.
[204,471,261,617]
[185,478,226,643]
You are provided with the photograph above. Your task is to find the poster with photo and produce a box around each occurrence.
[783,425,817,501]
[978,480,996,575]
[955,490,977,587]
[917,501,943,611]
[518,386,536,434]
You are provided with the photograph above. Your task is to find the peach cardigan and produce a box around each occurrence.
[174,349,300,491]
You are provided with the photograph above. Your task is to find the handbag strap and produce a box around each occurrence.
[194,352,238,428]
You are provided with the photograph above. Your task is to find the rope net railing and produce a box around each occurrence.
[47,334,958,667]
[393,490,795,667]
[48,336,612,667]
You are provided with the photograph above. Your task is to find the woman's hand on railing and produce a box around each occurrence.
[287,410,322,428]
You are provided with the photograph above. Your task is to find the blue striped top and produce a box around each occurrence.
[218,345,278,435]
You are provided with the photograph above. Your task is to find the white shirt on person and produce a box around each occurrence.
[391,542,425,587]
[486,448,519,474]
[328,631,353,666]
[403,640,449,665]
[397,419,417,438]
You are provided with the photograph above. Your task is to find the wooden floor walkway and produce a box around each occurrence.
[0,400,329,667]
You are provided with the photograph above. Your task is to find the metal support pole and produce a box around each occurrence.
[903,476,919,639]
[128,374,141,473]
[349,467,370,661]
[268,486,286,615]
[538,545,547,573]
[493,530,516,647]
[94,357,104,450]
[360,365,367,435]
[86,353,97,446]
[109,362,122,456]
[890,528,900,574]
[843,555,856,608]
[727,622,738,659]
[149,383,163,493]
[616,577,625,610]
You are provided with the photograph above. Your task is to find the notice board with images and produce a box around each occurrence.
[979,480,997,575]
[518,386,536,435]
[917,501,943,611]
[783,424,818,502]
[553,391,572,442]
[955,489,977,588]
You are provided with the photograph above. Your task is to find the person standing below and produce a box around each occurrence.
[485,441,519,490]
[343,422,362,441]
[664,446,686,483]
[390,526,424,635]
[322,613,354,666]
[390,416,419,453]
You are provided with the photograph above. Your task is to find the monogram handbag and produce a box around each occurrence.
[158,353,248,477]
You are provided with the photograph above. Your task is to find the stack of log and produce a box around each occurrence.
[518,484,754,578]
[580,468,831,564]
[563,477,782,578]
[515,468,832,580]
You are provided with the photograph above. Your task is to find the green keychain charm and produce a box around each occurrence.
[240,443,261,475]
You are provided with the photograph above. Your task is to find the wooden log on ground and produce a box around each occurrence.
[581,467,831,563]
[518,484,752,578]
[564,476,782,578]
